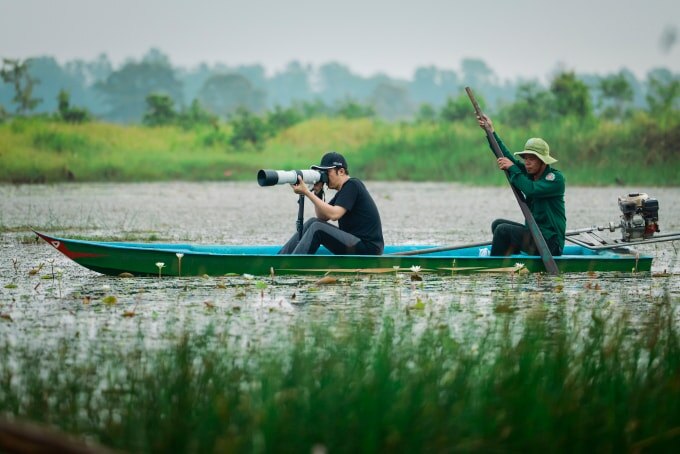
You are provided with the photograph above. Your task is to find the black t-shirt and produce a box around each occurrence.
[329,178,384,254]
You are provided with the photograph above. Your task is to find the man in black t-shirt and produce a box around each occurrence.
[278,152,384,255]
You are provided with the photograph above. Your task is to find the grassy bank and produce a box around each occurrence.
[1,295,678,452]
[1,114,678,185]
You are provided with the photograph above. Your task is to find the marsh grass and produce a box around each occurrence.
[1,292,678,452]
[1,114,677,185]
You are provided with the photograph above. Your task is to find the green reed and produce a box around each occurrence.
[1,294,678,452]
[1,113,678,185]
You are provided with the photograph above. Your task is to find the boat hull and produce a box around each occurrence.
[34,232,652,277]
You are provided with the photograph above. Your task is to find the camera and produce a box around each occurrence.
[257,169,328,187]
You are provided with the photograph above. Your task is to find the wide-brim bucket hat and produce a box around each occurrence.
[514,138,557,164]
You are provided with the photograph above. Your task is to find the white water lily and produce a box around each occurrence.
[392,265,401,280]
[176,253,184,277]
[156,262,165,268]
[410,265,422,273]
[515,263,525,269]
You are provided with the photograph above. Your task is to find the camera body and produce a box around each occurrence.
[257,169,328,187]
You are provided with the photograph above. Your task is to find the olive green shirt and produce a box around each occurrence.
[493,132,567,251]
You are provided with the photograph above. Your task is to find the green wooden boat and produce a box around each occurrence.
[35,231,652,276]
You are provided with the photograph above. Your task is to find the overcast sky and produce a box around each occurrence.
[1,0,678,81]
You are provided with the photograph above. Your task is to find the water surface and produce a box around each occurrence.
[1,182,678,350]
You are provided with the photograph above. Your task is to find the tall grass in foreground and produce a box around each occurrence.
[1,296,678,452]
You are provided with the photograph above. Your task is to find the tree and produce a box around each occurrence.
[499,81,553,126]
[28,56,92,113]
[317,62,374,104]
[334,98,375,119]
[645,69,680,118]
[143,93,177,126]
[61,53,112,114]
[461,58,497,88]
[142,47,172,66]
[370,83,412,121]
[57,90,90,123]
[411,66,441,106]
[229,108,269,150]
[197,74,265,118]
[597,72,634,120]
[233,64,267,92]
[415,103,437,123]
[268,61,312,107]
[0,58,42,114]
[266,105,302,134]
[178,99,218,130]
[296,99,332,119]
[550,71,592,118]
[69,53,113,84]
[95,60,183,122]
[440,94,474,123]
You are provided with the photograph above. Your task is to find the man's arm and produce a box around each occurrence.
[493,132,523,168]
[477,114,523,169]
[311,194,346,221]
[291,177,347,221]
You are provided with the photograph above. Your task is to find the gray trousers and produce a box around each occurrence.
[278,217,363,255]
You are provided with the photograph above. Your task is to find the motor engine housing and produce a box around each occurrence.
[617,193,660,241]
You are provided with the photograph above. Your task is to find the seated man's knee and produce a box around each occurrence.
[303,217,320,228]
[493,223,512,238]
[491,219,506,234]
[307,221,324,233]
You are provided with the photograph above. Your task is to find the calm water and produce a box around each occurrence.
[1,182,679,351]
[1,181,679,245]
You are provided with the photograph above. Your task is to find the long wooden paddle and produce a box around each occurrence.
[465,87,560,275]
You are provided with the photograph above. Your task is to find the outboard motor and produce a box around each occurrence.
[617,193,660,241]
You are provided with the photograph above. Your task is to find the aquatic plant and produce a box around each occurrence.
[156,261,165,278]
[0,292,678,452]
[176,253,184,277]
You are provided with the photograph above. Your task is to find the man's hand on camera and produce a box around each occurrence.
[291,176,310,195]
[312,182,324,198]
[291,177,324,198]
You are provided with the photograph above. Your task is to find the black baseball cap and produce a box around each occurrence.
[311,152,348,171]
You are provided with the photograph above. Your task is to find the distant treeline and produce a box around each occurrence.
[1,48,679,123]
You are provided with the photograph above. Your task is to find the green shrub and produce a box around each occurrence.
[32,128,91,153]
[229,108,269,150]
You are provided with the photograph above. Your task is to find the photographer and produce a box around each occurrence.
[278,152,384,255]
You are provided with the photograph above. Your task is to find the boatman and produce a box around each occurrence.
[477,114,566,256]
[278,151,384,255]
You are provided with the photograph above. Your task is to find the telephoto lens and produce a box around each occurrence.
[257,169,325,186]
